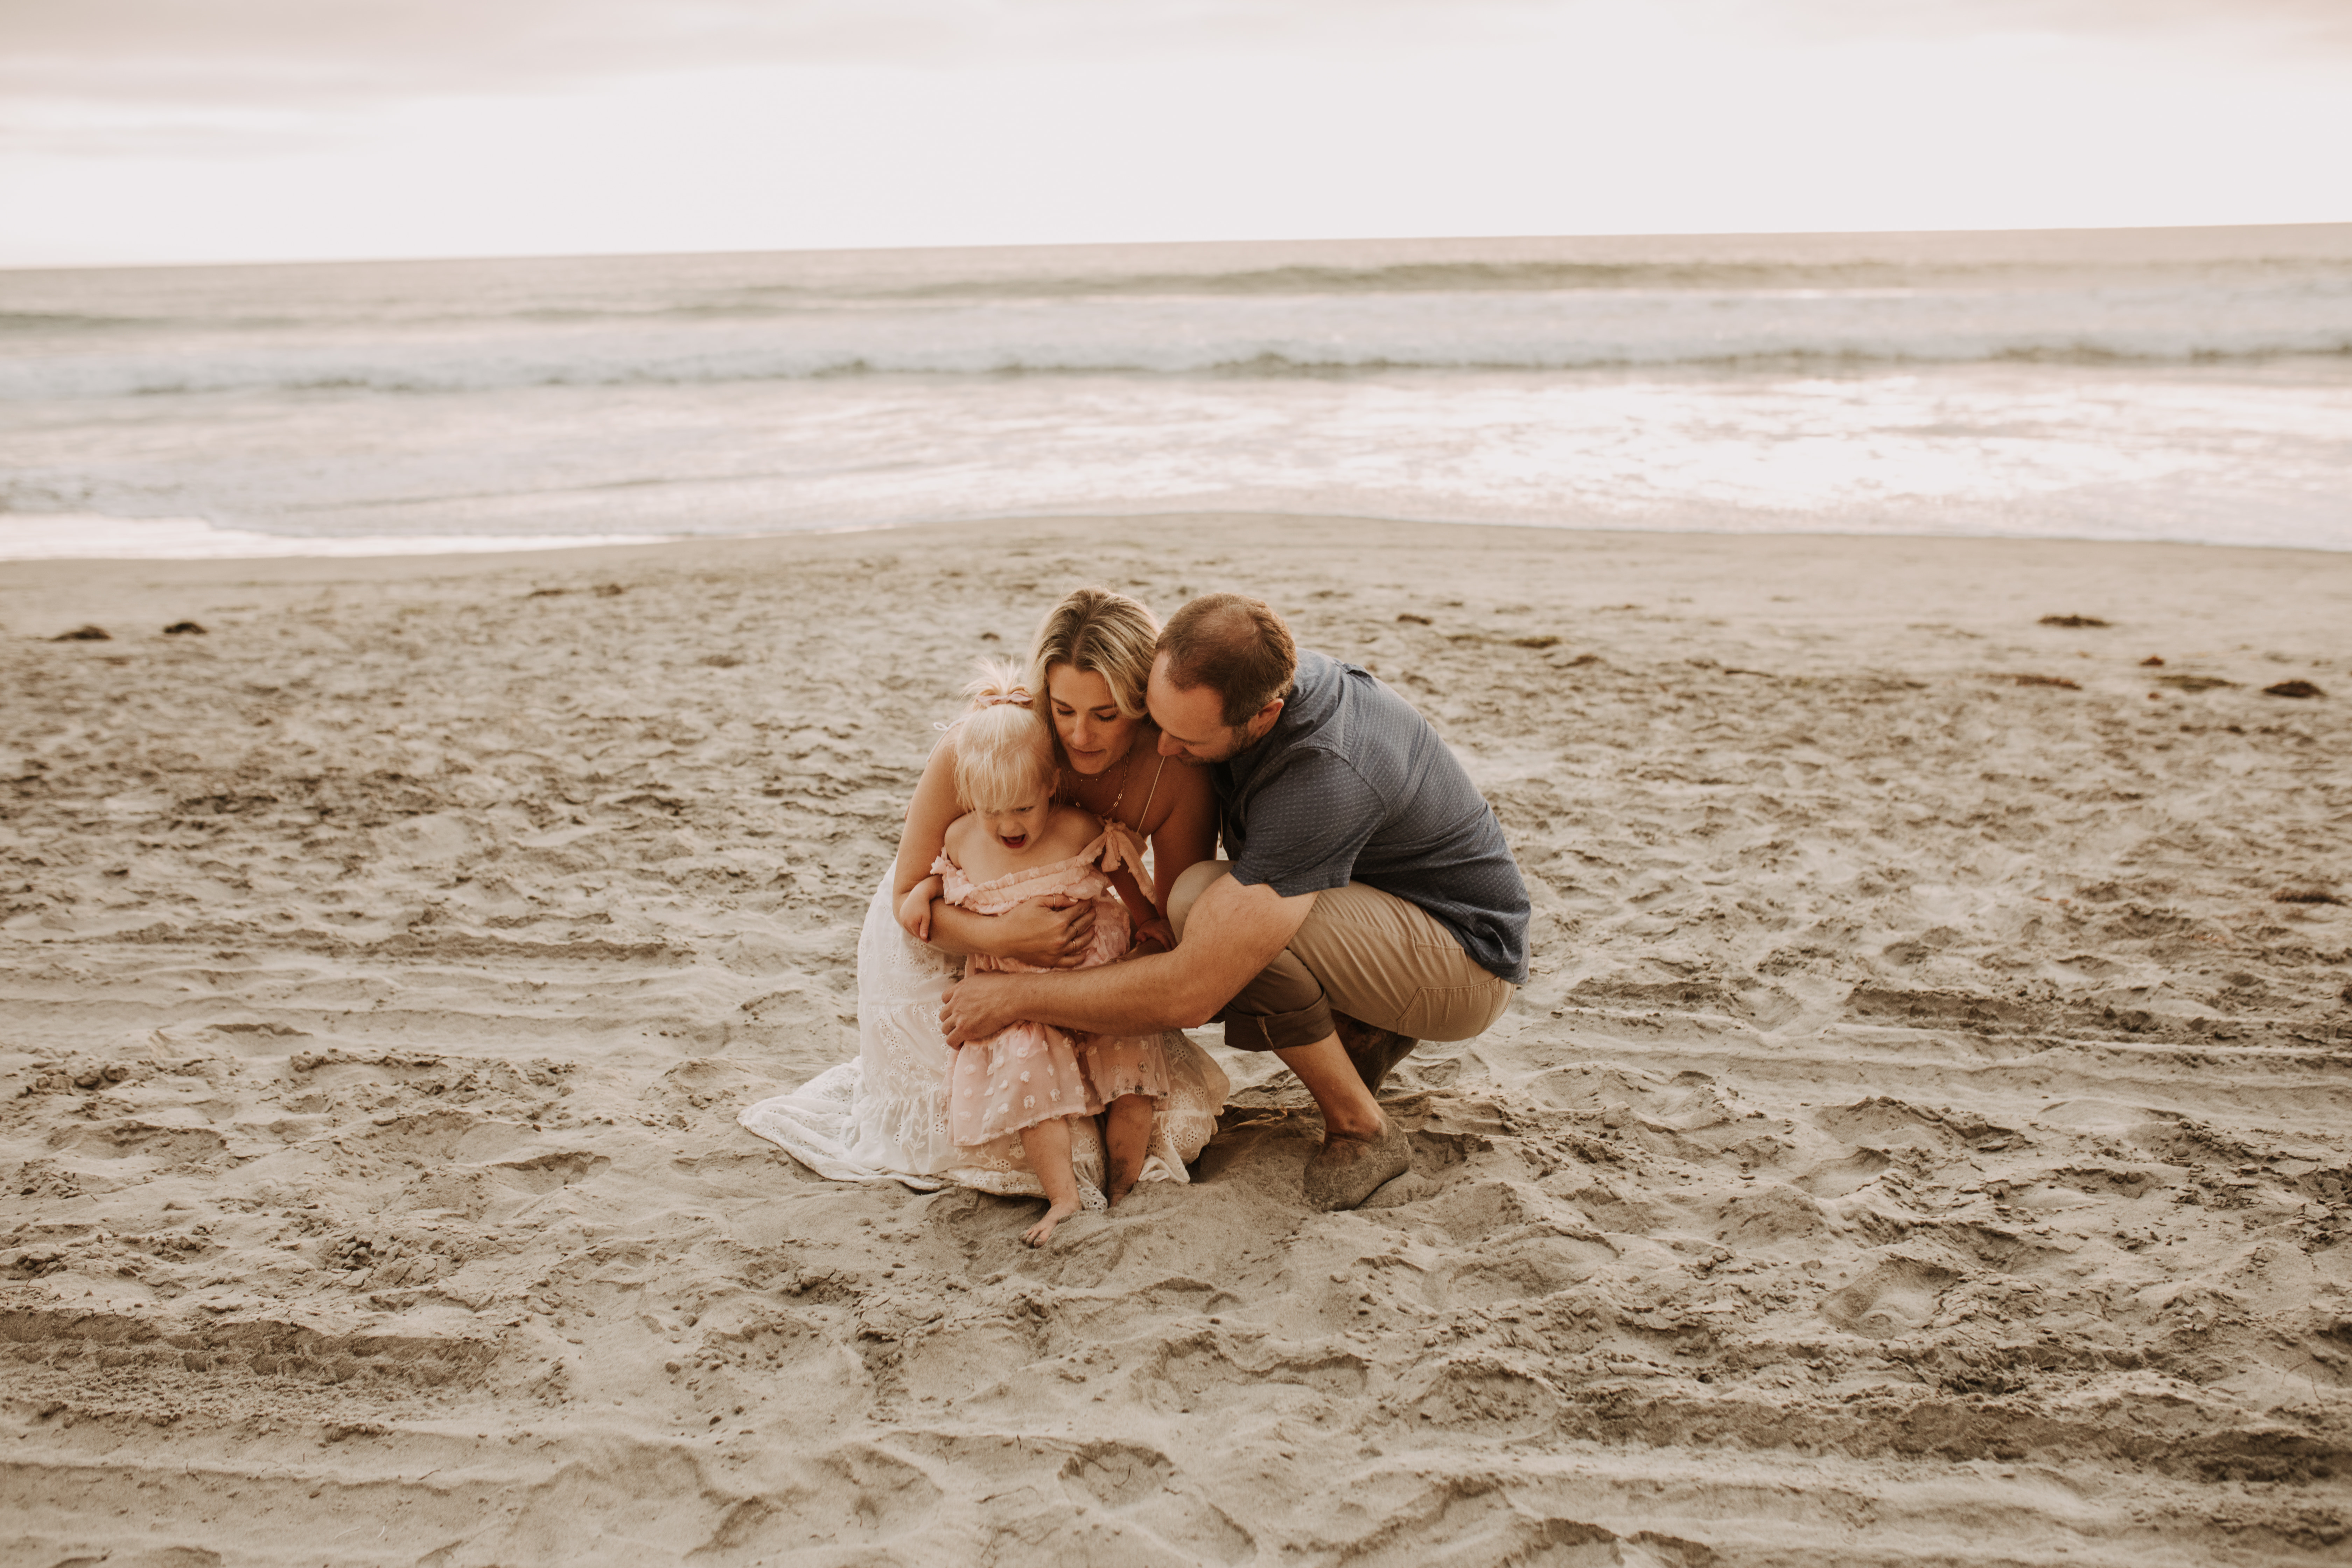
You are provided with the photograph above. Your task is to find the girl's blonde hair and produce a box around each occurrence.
[951,659,1057,811]
[1026,588,1162,758]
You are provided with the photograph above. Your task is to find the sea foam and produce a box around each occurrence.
[4,227,2348,556]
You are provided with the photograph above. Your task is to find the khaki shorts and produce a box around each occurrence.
[1167,860,1516,1052]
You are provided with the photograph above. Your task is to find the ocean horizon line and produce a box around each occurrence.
[7,505,2348,566]
[10,218,2351,279]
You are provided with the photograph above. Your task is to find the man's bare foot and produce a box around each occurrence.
[1302,1118,1412,1212]
[1023,1199,1079,1247]
[1102,1095,1153,1207]
[1333,1013,1418,1096]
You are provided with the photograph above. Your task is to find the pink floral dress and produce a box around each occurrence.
[940,850,1172,1146]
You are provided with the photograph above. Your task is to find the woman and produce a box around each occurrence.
[740,588,1227,1203]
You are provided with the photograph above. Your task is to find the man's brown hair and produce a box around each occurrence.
[1156,593,1298,727]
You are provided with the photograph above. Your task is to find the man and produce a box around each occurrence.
[940,593,1530,1211]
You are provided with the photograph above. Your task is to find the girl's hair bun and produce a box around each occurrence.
[953,658,1055,809]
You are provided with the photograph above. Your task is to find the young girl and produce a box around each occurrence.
[898,665,1172,1246]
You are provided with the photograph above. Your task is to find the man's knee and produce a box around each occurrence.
[1167,860,1233,941]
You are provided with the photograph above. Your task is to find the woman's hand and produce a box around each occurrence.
[988,895,1097,968]
[1083,822,1152,880]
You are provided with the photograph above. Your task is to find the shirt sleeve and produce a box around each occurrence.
[1228,750,1385,898]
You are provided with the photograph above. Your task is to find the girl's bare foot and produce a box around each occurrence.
[1102,1094,1152,1206]
[1023,1199,1079,1247]
[1018,1115,1082,1244]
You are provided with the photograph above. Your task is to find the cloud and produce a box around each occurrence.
[1788,0,2350,34]
[13,0,2338,105]
[1761,0,2352,49]
[7,0,2346,262]
[0,1,1562,105]
[1,1,910,102]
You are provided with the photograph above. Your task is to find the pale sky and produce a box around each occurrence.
[4,0,2347,267]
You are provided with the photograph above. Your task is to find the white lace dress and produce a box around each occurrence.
[739,868,1229,1201]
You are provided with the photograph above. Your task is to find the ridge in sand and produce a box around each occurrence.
[2,516,2348,1564]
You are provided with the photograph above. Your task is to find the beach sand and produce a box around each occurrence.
[3,516,2348,1566]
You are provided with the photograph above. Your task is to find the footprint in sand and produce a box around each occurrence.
[1820,1258,1960,1338]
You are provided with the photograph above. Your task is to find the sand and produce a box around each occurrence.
[2,515,2348,1567]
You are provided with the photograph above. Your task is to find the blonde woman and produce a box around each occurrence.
[742,588,1227,1210]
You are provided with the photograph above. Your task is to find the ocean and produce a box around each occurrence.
[3,225,2349,560]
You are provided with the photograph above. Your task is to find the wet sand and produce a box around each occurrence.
[3,516,2348,1565]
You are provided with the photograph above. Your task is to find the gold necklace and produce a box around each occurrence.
[1064,744,1134,821]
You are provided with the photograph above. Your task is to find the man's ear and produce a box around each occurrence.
[1247,696,1284,739]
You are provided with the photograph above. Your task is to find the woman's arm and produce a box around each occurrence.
[1057,803,1166,948]
[893,739,964,897]
[927,898,1097,966]
[1139,762,1219,911]
[1105,866,1172,955]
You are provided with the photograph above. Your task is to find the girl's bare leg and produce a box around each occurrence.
[1020,1116,1082,1247]
[1102,1094,1153,1206]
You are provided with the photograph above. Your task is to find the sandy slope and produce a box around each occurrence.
[2,516,2348,1567]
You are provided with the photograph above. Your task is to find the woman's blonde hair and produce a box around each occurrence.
[1026,587,1162,749]
[951,659,1057,811]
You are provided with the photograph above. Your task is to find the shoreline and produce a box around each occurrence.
[6,505,2351,576]
[18,218,2352,277]
[4,514,2348,1564]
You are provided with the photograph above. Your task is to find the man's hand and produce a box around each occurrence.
[940,973,1028,1046]
[991,896,1096,967]
[940,874,1321,1043]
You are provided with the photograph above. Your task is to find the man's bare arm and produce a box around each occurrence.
[940,875,1316,1043]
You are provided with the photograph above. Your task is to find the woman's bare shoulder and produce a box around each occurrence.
[1131,750,1212,829]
